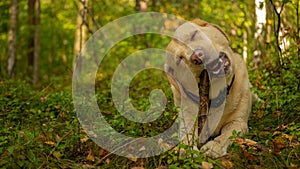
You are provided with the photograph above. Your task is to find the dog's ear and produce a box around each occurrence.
[209,24,230,42]
[192,19,230,43]
[192,19,208,27]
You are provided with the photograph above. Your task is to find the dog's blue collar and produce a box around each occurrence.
[180,75,235,107]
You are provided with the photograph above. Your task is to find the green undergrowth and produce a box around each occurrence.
[1,37,300,168]
[1,61,299,168]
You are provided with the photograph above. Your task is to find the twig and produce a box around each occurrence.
[270,0,285,67]
[27,82,53,101]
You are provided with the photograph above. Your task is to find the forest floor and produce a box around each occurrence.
[0,64,299,168]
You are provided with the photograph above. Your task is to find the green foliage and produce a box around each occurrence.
[0,80,83,168]
[233,50,300,168]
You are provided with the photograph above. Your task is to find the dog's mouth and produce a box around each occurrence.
[207,52,230,75]
[167,49,232,107]
[191,49,230,77]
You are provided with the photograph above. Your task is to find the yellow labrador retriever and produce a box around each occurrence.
[165,19,259,158]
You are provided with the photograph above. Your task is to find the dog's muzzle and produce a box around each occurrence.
[190,49,230,78]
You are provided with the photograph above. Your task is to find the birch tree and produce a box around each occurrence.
[253,0,267,67]
[7,0,18,78]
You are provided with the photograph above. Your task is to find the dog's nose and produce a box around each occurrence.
[191,49,205,65]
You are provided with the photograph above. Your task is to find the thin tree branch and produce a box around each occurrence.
[270,0,284,67]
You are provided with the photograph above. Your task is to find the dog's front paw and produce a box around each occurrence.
[201,140,228,158]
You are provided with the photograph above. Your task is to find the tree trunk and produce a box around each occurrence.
[253,0,267,67]
[297,0,300,60]
[33,0,40,85]
[7,0,18,78]
[73,0,88,71]
[135,0,140,11]
[265,2,273,62]
[28,0,35,68]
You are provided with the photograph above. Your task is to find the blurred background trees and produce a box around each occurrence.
[0,0,299,85]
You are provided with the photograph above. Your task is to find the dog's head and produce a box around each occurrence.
[165,19,235,95]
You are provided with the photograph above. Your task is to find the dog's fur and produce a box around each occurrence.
[165,19,259,158]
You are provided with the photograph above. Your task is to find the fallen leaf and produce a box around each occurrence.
[275,124,289,131]
[87,150,95,162]
[80,135,89,143]
[127,154,137,162]
[80,129,86,134]
[282,133,293,142]
[201,161,213,169]
[97,149,107,156]
[131,167,144,169]
[53,151,61,160]
[231,138,269,152]
[272,131,281,137]
[271,137,286,154]
[18,131,25,136]
[273,111,281,117]
[256,110,264,118]
[173,147,179,154]
[44,141,55,146]
[290,163,298,168]
[221,159,233,168]
[36,135,46,141]
[231,138,257,150]
[243,151,256,159]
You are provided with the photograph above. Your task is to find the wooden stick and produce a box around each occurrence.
[198,70,210,138]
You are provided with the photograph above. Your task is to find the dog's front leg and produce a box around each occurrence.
[201,118,248,158]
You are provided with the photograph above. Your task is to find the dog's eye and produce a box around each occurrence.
[176,56,184,65]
